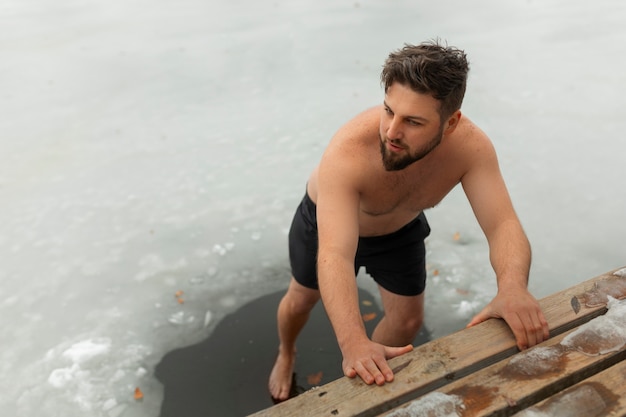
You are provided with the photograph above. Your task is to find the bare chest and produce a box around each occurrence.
[358,159,462,224]
[361,179,454,216]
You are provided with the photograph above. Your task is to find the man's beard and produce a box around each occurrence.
[379,129,444,171]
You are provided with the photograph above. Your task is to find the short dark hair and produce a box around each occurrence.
[381,40,469,119]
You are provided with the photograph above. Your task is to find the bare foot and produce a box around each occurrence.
[268,349,296,402]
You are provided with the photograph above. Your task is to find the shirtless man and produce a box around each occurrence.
[268,41,550,402]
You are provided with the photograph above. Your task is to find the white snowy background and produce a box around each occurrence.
[1,0,625,416]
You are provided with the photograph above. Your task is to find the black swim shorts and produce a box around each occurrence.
[288,192,431,296]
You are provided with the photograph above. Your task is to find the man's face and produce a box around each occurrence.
[379,83,445,171]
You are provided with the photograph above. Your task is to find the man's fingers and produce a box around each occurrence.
[373,354,396,383]
[467,305,492,328]
[341,342,422,386]
[514,308,551,349]
[347,355,396,385]
[349,361,372,384]
[532,307,550,342]
[384,344,413,359]
[367,360,387,385]
[344,366,357,379]
[529,310,550,345]
[504,312,528,350]
[524,312,537,349]
[352,360,385,385]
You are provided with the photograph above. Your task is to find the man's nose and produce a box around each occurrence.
[387,117,403,140]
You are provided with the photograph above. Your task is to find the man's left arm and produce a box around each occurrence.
[461,132,549,350]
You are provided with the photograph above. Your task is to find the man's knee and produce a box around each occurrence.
[399,314,423,337]
[281,278,320,315]
[379,287,425,338]
[373,310,423,346]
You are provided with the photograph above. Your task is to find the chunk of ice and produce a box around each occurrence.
[562,297,626,356]
[212,244,227,255]
[386,392,464,417]
[111,369,125,382]
[513,411,549,417]
[102,398,117,411]
[62,338,112,364]
[614,267,626,278]
[168,311,195,325]
[189,275,205,284]
[455,300,480,317]
[48,363,81,388]
[581,276,626,307]
[504,346,563,377]
[514,384,607,417]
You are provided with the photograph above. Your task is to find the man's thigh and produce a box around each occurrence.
[378,284,425,323]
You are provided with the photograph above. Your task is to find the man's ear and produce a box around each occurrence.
[443,110,462,135]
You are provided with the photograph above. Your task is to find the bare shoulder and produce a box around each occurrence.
[454,115,510,206]
[311,106,381,198]
[332,106,381,145]
[446,115,499,169]
[321,106,381,168]
[453,115,493,149]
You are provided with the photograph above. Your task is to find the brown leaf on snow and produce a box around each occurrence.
[307,371,323,385]
[134,387,144,401]
[362,312,377,322]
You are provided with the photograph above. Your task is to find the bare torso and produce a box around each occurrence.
[306,105,482,236]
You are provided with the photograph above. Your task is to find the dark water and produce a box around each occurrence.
[156,288,431,416]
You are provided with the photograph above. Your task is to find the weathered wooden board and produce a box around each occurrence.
[381,301,626,416]
[249,267,626,417]
[512,359,626,417]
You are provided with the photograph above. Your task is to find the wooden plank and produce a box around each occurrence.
[381,299,626,416]
[512,359,626,417]
[249,267,626,417]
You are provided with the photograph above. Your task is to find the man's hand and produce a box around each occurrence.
[467,288,549,350]
[341,339,413,385]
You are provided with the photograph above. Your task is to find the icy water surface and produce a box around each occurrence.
[1,0,625,416]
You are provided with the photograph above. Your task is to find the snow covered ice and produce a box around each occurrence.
[562,296,626,356]
[386,392,465,417]
[503,345,565,378]
[513,384,611,417]
[1,0,626,416]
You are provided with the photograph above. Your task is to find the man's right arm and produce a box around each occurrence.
[315,119,412,386]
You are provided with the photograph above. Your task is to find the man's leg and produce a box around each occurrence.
[371,285,424,346]
[269,277,321,401]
